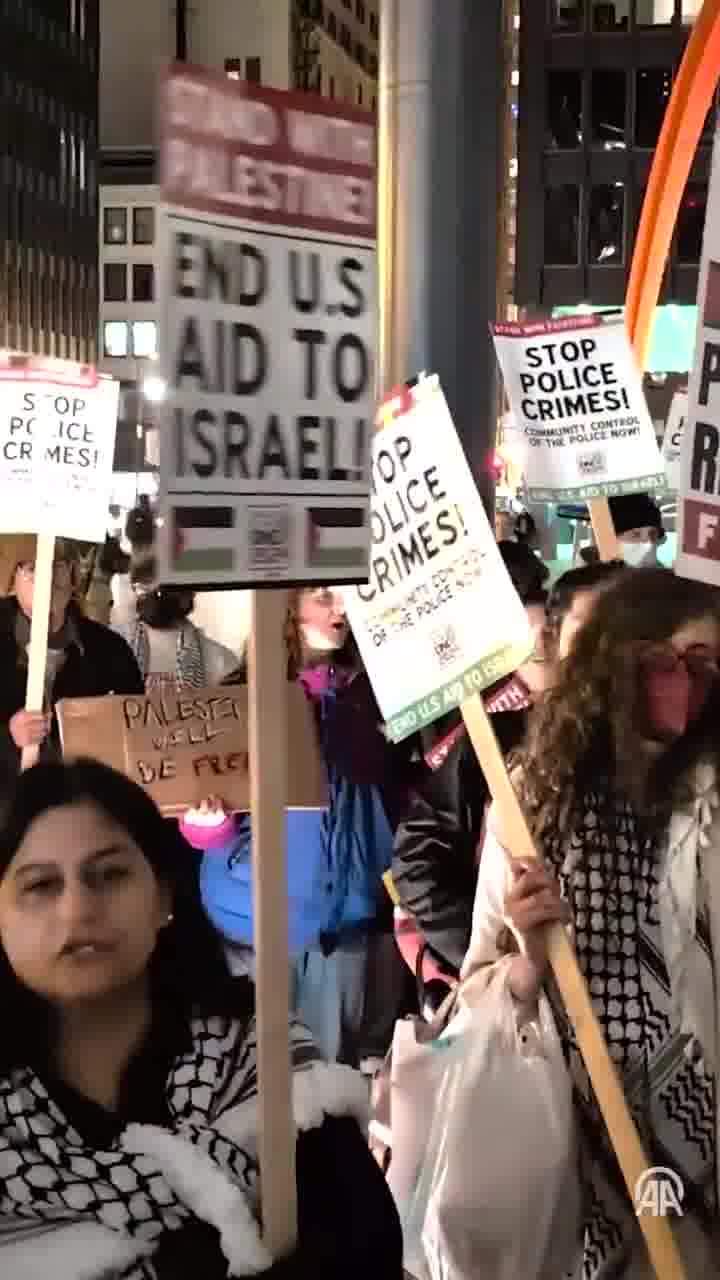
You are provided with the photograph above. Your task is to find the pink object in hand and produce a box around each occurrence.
[179,810,237,852]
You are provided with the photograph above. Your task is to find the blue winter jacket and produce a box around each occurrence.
[198,668,399,956]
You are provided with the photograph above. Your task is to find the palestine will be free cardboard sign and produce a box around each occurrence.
[157,63,376,587]
[343,377,533,744]
[677,125,720,585]
[492,316,664,502]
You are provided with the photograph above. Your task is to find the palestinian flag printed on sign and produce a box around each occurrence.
[172,506,237,574]
[306,507,367,570]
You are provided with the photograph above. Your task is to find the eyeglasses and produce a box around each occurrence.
[18,560,72,582]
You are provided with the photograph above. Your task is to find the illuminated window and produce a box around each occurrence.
[132,207,155,245]
[104,207,127,245]
[132,321,158,358]
[103,320,129,357]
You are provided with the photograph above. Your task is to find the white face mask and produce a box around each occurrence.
[620,540,657,568]
[300,623,342,653]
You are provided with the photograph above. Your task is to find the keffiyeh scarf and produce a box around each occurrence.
[544,776,719,1278]
[131,621,206,690]
[0,1015,368,1280]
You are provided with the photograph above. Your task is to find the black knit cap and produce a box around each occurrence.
[608,493,664,538]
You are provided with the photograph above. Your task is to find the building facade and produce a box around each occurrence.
[0,0,99,361]
[516,0,709,315]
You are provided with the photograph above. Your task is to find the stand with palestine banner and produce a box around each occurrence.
[0,353,119,771]
[345,374,685,1280]
[155,63,375,1256]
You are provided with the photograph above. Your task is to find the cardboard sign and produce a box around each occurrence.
[343,377,533,743]
[57,683,326,815]
[0,355,119,541]
[677,128,720,584]
[156,64,376,587]
[492,316,664,502]
[661,389,688,492]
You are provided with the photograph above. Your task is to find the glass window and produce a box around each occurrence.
[549,0,585,31]
[224,57,242,81]
[635,68,672,147]
[103,320,129,357]
[676,184,707,262]
[132,263,154,302]
[682,0,702,21]
[546,70,582,150]
[544,185,580,265]
[636,0,674,24]
[246,57,261,84]
[588,184,625,263]
[103,262,127,301]
[132,206,155,245]
[591,70,626,147]
[103,206,127,245]
[132,320,158,358]
[593,1,629,30]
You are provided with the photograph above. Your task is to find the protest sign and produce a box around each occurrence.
[58,683,326,815]
[677,126,720,585]
[492,316,664,502]
[0,358,119,542]
[344,376,533,743]
[157,63,375,588]
[661,389,688,491]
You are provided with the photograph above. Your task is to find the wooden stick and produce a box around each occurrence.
[461,693,686,1279]
[247,588,297,1257]
[21,533,55,772]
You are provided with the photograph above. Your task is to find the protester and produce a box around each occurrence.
[463,568,720,1274]
[391,542,552,996]
[608,493,666,566]
[0,535,143,778]
[184,587,415,1069]
[547,558,627,657]
[114,556,238,690]
[0,759,402,1279]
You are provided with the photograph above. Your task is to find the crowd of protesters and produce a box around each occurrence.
[1,489,719,1276]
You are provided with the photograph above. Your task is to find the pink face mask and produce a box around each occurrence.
[640,650,717,741]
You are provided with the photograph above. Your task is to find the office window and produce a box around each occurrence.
[677,184,707,262]
[593,1,629,30]
[549,0,585,31]
[588,184,624,263]
[682,0,702,20]
[132,263,154,302]
[546,70,582,149]
[636,0,674,24]
[591,70,626,147]
[132,206,155,245]
[544,186,580,265]
[103,320,129,357]
[103,206,126,245]
[224,57,242,81]
[103,262,127,302]
[635,68,672,147]
[132,320,158,357]
[246,57,261,84]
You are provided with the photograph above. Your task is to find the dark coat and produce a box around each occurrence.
[0,597,144,779]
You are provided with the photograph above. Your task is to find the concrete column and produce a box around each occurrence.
[378,0,506,510]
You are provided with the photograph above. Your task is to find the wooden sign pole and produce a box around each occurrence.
[247,588,297,1257]
[21,533,55,772]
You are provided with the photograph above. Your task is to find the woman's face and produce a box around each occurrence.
[14,557,74,623]
[297,587,349,653]
[0,802,170,1008]
[637,614,720,744]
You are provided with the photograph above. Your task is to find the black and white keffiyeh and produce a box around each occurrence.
[130,620,206,690]
[544,778,718,1278]
[0,1015,368,1280]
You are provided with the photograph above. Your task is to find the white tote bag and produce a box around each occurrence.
[390,965,580,1280]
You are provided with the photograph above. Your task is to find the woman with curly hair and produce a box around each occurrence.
[463,568,720,1276]
[183,587,415,1071]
